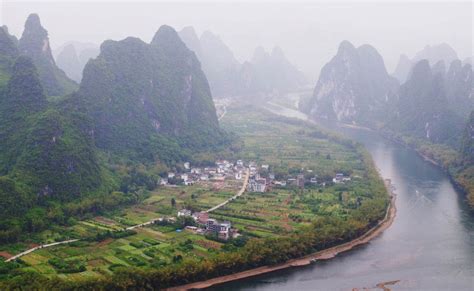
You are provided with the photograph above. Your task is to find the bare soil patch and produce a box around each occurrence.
[0,251,13,259]
[196,240,220,250]
[96,238,113,248]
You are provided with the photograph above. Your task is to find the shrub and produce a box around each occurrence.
[48,258,86,273]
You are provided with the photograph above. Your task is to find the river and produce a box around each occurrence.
[209,104,474,290]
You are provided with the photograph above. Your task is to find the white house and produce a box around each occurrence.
[191,168,201,174]
[274,181,287,187]
[178,209,192,217]
[235,172,242,180]
[333,173,345,183]
[248,179,266,192]
[184,162,190,170]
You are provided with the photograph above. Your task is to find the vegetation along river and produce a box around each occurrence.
[210,105,474,290]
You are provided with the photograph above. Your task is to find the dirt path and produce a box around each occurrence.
[5,239,79,262]
[125,217,163,230]
[167,180,397,291]
[96,238,113,248]
[206,168,250,213]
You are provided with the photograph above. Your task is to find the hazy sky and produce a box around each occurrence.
[1,1,472,81]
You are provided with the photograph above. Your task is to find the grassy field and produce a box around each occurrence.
[1,105,383,281]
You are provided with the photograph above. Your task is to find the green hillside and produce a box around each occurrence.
[0,15,231,243]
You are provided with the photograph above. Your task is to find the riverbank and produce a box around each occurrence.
[167,179,397,291]
[381,131,474,208]
[265,101,472,209]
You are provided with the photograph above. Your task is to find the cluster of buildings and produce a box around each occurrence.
[247,162,271,192]
[178,209,239,240]
[160,160,247,186]
[333,173,351,184]
[246,163,314,193]
[247,164,352,193]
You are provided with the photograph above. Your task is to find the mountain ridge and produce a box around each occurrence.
[304,40,398,126]
[179,27,307,99]
[18,14,78,96]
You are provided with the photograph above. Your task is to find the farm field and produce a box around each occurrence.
[214,105,379,238]
[1,105,386,283]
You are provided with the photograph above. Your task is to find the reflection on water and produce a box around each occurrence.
[209,105,474,290]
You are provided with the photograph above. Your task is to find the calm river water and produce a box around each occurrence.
[210,105,474,290]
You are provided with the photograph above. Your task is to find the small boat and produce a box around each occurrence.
[310,258,318,264]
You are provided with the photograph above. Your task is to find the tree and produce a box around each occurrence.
[171,198,176,208]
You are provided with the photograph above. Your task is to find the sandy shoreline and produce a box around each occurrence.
[167,180,397,291]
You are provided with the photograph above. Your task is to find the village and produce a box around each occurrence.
[166,159,353,241]
[0,105,377,284]
[160,159,247,187]
[163,159,351,191]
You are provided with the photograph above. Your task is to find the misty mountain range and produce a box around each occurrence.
[53,26,308,99]
[3,13,472,177]
[0,12,473,244]
[302,40,473,147]
[392,43,461,83]
[53,41,99,83]
[300,39,473,210]
[178,27,307,98]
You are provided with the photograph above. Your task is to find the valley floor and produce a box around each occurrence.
[0,104,390,289]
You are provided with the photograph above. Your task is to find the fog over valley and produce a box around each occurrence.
[2,1,472,81]
[0,1,473,290]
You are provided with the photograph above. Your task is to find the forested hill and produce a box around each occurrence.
[458,112,474,206]
[303,40,474,207]
[461,111,474,162]
[76,25,225,162]
[0,14,231,242]
[0,15,115,241]
[302,40,398,127]
[387,58,473,207]
[0,27,19,86]
[0,55,104,240]
[388,60,466,146]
